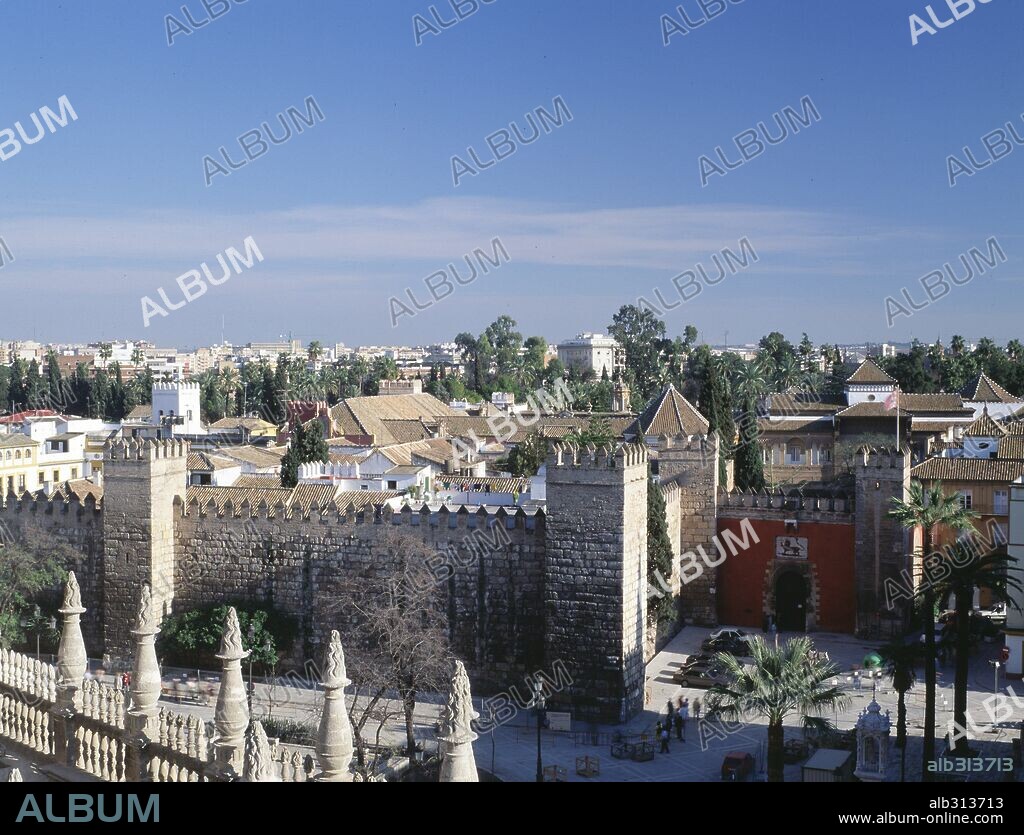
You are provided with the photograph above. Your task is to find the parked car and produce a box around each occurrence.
[721,751,755,781]
[680,652,715,667]
[675,666,730,689]
[701,636,752,656]
[708,627,750,643]
[672,661,714,684]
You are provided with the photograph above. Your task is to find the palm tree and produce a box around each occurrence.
[879,639,919,781]
[933,543,1021,756]
[889,480,977,777]
[219,365,239,418]
[307,340,324,364]
[706,636,849,782]
[130,346,145,368]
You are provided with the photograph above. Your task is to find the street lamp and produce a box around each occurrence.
[532,676,547,783]
[989,660,1002,696]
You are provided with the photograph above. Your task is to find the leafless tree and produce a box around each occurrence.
[327,529,453,767]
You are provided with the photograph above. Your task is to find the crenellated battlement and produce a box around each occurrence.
[547,442,648,470]
[174,492,544,531]
[717,487,852,516]
[854,445,911,470]
[0,487,102,516]
[152,381,200,391]
[104,438,190,462]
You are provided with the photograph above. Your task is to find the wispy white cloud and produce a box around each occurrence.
[2,197,931,274]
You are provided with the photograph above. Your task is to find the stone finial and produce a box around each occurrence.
[56,572,89,708]
[212,607,250,776]
[133,584,158,635]
[440,660,479,746]
[322,630,350,690]
[315,630,354,782]
[6,767,23,782]
[217,607,246,660]
[438,660,479,783]
[243,720,277,782]
[61,572,84,613]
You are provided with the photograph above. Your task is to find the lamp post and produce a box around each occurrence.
[532,677,546,783]
[989,660,1002,696]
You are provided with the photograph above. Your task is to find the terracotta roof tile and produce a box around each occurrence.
[963,373,1024,403]
[632,385,709,437]
[846,360,896,385]
[911,456,1024,483]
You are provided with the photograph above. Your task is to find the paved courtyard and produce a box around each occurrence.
[474,625,1022,783]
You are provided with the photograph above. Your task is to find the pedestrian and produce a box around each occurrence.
[693,698,702,722]
[680,697,690,742]
[659,726,671,754]
[673,711,683,741]
[666,698,675,727]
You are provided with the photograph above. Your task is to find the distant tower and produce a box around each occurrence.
[151,381,205,436]
[544,443,648,723]
[853,446,910,634]
[101,439,188,656]
[612,382,631,413]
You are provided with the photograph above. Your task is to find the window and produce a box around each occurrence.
[387,480,397,490]
[994,490,1009,515]
[53,470,60,483]
[958,491,973,510]
[17,475,25,490]
[786,441,805,466]
[38,471,45,483]
[71,468,78,479]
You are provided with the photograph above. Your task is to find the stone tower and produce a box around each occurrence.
[853,446,910,634]
[543,443,648,723]
[655,434,720,626]
[101,438,188,656]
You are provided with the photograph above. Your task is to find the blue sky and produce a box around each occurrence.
[1,0,1022,349]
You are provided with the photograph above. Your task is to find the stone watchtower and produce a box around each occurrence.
[543,443,648,723]
[853,446,910,634]
[655,434,720,626]
[101,439,188,656]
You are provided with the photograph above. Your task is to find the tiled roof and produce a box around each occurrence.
[1003,417,1024,435]
[380,419,432,444]
[835,402,906,418]
[757,417,833,433]
[766,393,845,416]
[846,360,896,385]
[187,451,240,472]
[333,490,404,510]
[209,417,277,431]
[127,405,152,420]
[232,473,282,487]
[328,394,457,445]
[385,464,429,475]
[291,483,342,510]
[377,438,459,467]
[185,485,295,510]
[899,393,971,414]
[912,420,958,434]
[0,434,40,448]
[997,436,1024,460]
[911,456,1024,483]
[963,373,1023,403]
[52,479,103,504]
[436,475,532,494]
[963,410,1007,438]
[632,385,709,437]
[212,445,287,469]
